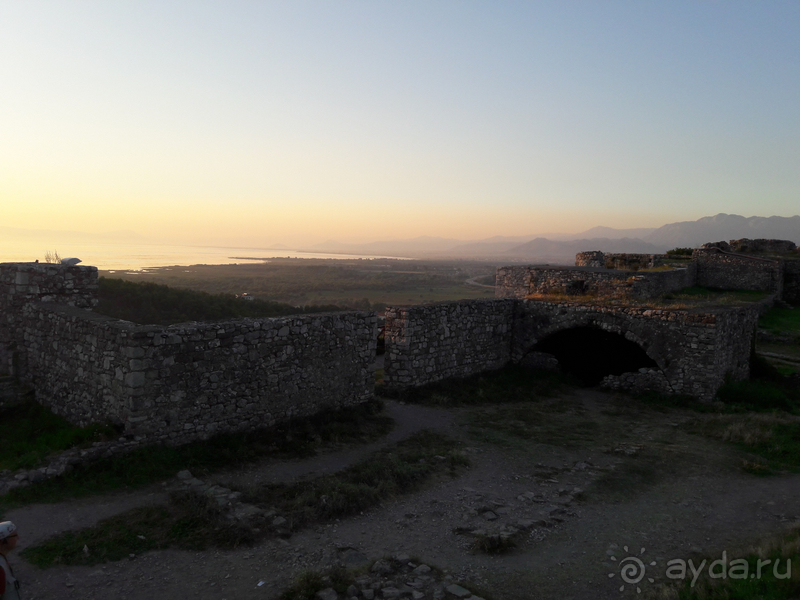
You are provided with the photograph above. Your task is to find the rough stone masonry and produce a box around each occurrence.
[0,263,377,444]
[384,244,791,400]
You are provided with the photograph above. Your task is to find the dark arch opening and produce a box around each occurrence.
[530,326,658,386]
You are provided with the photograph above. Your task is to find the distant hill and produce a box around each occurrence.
[503,237,665,263]
[311,236,466,256]
[565,226,658,240]
[643,214,800,248]
[308,213,800,263]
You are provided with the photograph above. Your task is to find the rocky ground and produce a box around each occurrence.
[5,388,800,600]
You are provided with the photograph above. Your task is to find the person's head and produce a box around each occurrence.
[0,521,18,554]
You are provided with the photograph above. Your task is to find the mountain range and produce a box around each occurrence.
[310,214,800,264]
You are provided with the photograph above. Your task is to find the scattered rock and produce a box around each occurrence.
[446,583,472,597]
[316,588,338,600]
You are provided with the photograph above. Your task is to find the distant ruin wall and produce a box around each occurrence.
[575,252,670,270]
[574,251,605,268]
[495,265,695,301]
[383,300,515,389]
[495,267,533,299]
[693,249,783,294]
[728,239,797,254]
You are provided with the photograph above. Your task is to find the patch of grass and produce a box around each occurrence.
[463,400,600,449]
[21,491,254,568]
[648,525,800,599]
[713,355,800,414]
[386,365,574,407]
[0,400,118,471]
[740,458,772,475]
[0,400,393,513]
[244,430,469,531]
[279,566,355,600]
[760,306,800,334]
[277,560,498,600]
[658,286,770,307]
[23,431,468,567]
[666,248,694,257]
[715,380,796,412]
[632,390,716,413]
[96,277,344,325]
[688,413,800,472]
[101,259,498,313]
[775,364,800,376]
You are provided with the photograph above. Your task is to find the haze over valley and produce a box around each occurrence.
[4,213,800,270]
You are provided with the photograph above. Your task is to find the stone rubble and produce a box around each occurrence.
[311,554,488,600]
[0,436,147,496]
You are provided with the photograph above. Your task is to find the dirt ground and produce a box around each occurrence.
[6,389,800,600]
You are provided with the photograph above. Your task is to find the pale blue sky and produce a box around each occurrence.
[1,1,798,246]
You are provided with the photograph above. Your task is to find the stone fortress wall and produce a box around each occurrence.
[502,241,797,302]
[2,236,798,444]
[0,263,376,444]
[495,264,696,301]
[575,251,672,270]
[386,239,799,400]
[383,300,515,389]
[693,248,783,295]
[0,263,98,376]
[383,296,759,401]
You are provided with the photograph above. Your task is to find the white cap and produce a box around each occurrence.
[0,521,16,540]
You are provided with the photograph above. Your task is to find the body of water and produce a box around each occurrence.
[0,237,406,271]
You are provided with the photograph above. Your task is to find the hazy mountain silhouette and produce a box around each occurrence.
[566,226,658,240]
[309,213,800,262]
[504,237,664,259]
[9,214,797,261]
[642,214,800,248]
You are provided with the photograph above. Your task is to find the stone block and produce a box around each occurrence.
[124,371,146,388]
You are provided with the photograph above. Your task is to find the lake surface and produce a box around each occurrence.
[0,237,405,271]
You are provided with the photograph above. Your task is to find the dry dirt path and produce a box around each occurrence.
[6,391,800,600]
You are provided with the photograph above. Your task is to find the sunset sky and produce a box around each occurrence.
[2,1,799,247]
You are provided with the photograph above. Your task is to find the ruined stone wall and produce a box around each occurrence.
[0,263,98,375]
[17,302,376,444]
[712,306,760,383]
[0,262,376,445]
[729,239,797,254]
[574,252,670,269]
[510,299,757,400]
[693,249,783,295]
[782,259,800,306]
[574,251,605,268]
[495,265,695,301]
[383,300,515,389]
[494,266,532,299]
[384,295,758,401]
[626,264,697,299]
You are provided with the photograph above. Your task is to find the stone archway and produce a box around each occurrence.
[524,325,658,385]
